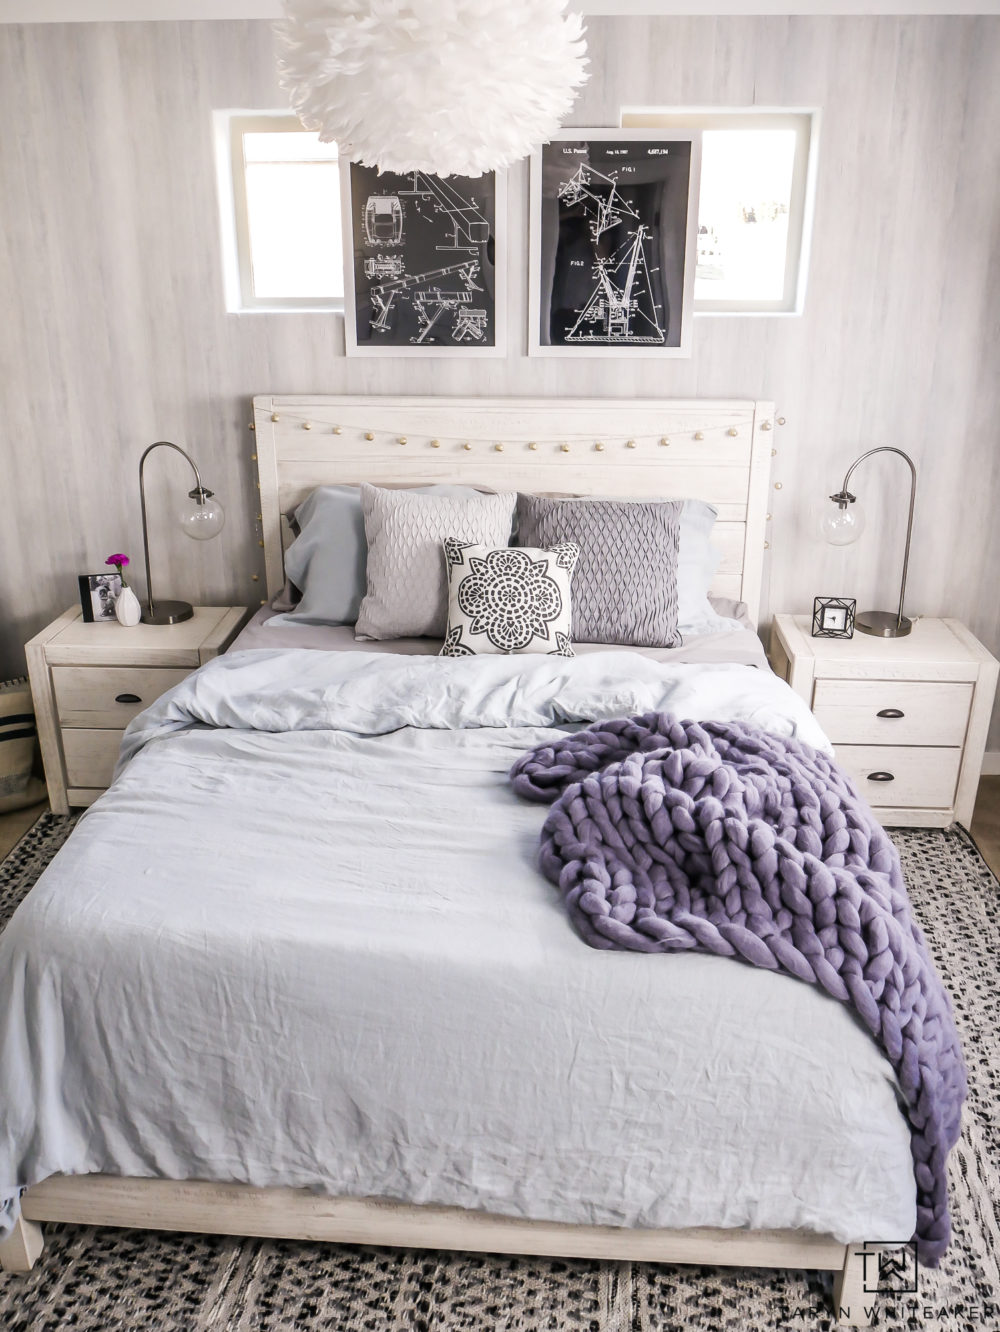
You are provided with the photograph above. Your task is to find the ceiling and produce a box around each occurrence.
[1,0,998,20]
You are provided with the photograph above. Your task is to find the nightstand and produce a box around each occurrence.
[770,615,999,829]
[25,606,247,814]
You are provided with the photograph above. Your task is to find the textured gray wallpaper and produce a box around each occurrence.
[1,16,998,741]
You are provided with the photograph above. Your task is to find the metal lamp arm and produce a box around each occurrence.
[835,446,917,630]
[139,441,205,613]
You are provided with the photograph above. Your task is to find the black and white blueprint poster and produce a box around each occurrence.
[343,164,505,356]
[530,133,699,358]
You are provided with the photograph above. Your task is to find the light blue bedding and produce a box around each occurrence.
[0,650,916,1243]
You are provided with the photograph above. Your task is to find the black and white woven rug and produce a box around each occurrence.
[1,814,998,1332]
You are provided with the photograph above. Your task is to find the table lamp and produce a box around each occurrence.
[821,446,916,638]
[139,441,225,625]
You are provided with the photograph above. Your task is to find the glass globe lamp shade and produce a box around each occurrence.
[179,494,225,541]
[821,501,865,546]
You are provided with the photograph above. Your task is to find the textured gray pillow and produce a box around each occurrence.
[356,484,517,640]
[515,493,731,635]
[515,494,682,647]
[270,483,488,628]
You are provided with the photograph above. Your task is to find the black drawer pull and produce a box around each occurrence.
[876,708,905,719]
[867,771,895,782]
[115,693,142,704]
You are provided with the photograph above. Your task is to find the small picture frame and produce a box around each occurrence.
[79,572,122,623]
[812,597,856,639]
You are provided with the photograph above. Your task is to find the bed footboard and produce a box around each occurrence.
[11,1174,881,1322]
[0,1215,44,1273]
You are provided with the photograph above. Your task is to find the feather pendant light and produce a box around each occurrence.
[276,0,589,178]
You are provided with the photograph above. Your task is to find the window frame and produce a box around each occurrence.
[214,110,345,314]
[620,107,819,316]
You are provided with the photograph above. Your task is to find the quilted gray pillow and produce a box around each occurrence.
[356,484,516,640]
[515,494,683,647]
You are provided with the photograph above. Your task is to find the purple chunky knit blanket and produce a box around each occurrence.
[509,713,965,1264]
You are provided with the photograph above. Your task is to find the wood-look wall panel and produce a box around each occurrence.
[2,16,999,743]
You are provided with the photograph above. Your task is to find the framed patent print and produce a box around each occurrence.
[529,129,700,358]
[341,162,506,356]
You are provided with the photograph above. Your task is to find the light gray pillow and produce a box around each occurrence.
[356,485,517,640]
[269,483,488,629]
[440,539,578,657]
[677,498,738,635]
[516,494,682,647]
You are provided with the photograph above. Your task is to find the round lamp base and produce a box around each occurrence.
[856,610,912,638]
[141,600,194,626]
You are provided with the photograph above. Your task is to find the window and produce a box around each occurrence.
[621,109,818,314]
[215,113,344,312]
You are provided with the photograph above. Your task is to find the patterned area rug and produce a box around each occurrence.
[1,814,998,1332]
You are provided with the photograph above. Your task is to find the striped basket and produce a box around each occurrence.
[0,677,46,813]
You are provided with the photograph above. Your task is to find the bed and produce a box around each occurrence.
[0,396,930,1326]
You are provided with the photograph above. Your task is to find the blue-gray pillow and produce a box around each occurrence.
[515,494,682,647]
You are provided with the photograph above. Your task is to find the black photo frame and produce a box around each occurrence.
[78,572,122,623]
[812,597,856,639]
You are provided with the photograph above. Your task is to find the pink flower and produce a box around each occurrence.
[105,553,130,590]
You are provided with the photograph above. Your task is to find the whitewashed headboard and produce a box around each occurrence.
[251,395,774,627]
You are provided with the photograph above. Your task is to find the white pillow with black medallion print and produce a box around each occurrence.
[440,538,579,657]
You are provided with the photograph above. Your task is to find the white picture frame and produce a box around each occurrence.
[528,129,701,358]
[340,162,506,357]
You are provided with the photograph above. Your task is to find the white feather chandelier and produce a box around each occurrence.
[276,0,589,178]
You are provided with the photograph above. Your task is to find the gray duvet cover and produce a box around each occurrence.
[0,649,915,1244]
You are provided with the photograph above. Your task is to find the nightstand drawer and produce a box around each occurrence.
[812,680,972,747]
[61,728,125,789]
[52,666,190,727]
[835,745,962,810]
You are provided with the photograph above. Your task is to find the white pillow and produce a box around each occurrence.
[356,485,516,640]
[440,539,578,657]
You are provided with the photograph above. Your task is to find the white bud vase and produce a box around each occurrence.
[115,585,142,627]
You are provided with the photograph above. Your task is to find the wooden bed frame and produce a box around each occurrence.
[1,395,885,1327]
[252,394,773,621]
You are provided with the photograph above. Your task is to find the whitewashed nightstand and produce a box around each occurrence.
[26,606,247,814]
[770,615,999,828]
